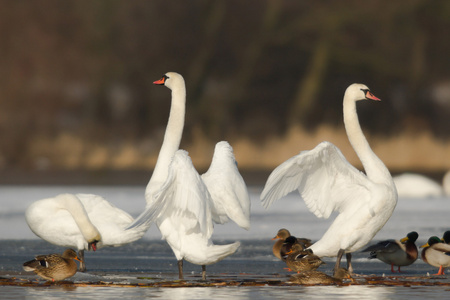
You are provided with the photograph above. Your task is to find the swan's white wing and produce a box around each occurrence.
[201,141,251,230]
[261,141,373,219]
[127,150,213,238]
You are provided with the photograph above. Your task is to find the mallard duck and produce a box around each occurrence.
[272,228,312,260]
[285,243,325,273]
[421,236,450,275]
[442,231,450,244]
[289,268,352,285]
[23,249,81,281]
[362,231,419,272]
[261,84,397,275]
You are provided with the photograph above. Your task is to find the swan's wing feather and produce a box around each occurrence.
[76,194,134,225]
[201,141,251,230]
[127,150,213,238]
[261,141,372,219]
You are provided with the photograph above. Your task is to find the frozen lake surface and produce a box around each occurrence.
[1,185,450,299]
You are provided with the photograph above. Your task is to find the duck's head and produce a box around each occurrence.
[153,72,185,91]
[420,236,442,248]
[63,249,81,262]
[272,228,291,240]
[400,231,419,244]
[442,231,450,243]
[345,83,381,102]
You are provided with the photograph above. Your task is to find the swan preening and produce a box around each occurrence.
[261,84,398,275]
[127,72,250,280]
[25,193,155,271]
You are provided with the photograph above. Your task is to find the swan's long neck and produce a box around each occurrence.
[146,84,186,199]
[343,98,391,183]
[58,194,101,242]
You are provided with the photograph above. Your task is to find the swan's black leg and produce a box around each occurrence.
[178,260,184,279]
[346,252,353,274]
[78,250,86,272]
[201,265,206,281]
[333,249,345,276]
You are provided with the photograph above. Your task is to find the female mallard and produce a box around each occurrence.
[362,231,419,272]
[272,228,312,260]
[285,243,324,273]
[421,236,450,275]
[23,249,81,281]
[289,268,352,285]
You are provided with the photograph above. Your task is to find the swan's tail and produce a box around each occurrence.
[185,241,240,266]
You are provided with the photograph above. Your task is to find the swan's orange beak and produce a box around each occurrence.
[153,76,166,85]
[365,90,380,101]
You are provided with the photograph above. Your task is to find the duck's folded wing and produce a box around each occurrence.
[432,242,450,254]
[261,141,372,219]
[202,141,251,230]
[127,150,213,238]
[361,240,399,253]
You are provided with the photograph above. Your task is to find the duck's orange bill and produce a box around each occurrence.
[272,235,281,240]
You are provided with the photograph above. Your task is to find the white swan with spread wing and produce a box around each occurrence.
[260,83,397,275]
[128,72,250,280]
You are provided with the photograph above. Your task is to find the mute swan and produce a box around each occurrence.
[393,173,444,198]
[25,193,154,271]
[421,236,450,275]
[362,231,419,272]
[128,72,250,280]
[261,84,397,275]
[23,248,80,282]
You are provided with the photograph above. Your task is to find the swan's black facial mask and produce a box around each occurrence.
[153,75,169,85]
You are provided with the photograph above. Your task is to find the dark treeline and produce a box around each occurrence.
[0,0,449,170]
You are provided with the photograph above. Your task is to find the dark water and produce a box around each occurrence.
[1,239,450,299]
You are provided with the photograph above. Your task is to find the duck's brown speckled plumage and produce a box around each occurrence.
[289,268,352,285]
[23,249,81,281]
[285,244,324,272]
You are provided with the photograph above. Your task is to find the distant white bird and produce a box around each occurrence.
[393,173,443,198]
[128,72,250,280]
[261,83,398,275]
[25,193,154,271]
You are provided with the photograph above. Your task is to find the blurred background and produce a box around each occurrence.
[1,0,450,185]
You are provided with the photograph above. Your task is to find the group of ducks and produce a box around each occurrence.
[271,229,450,284]
[20,71,439,284]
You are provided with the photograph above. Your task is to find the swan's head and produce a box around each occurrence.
[345,83,380,102]
[153,72,185,91]
[88,235,101,251]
